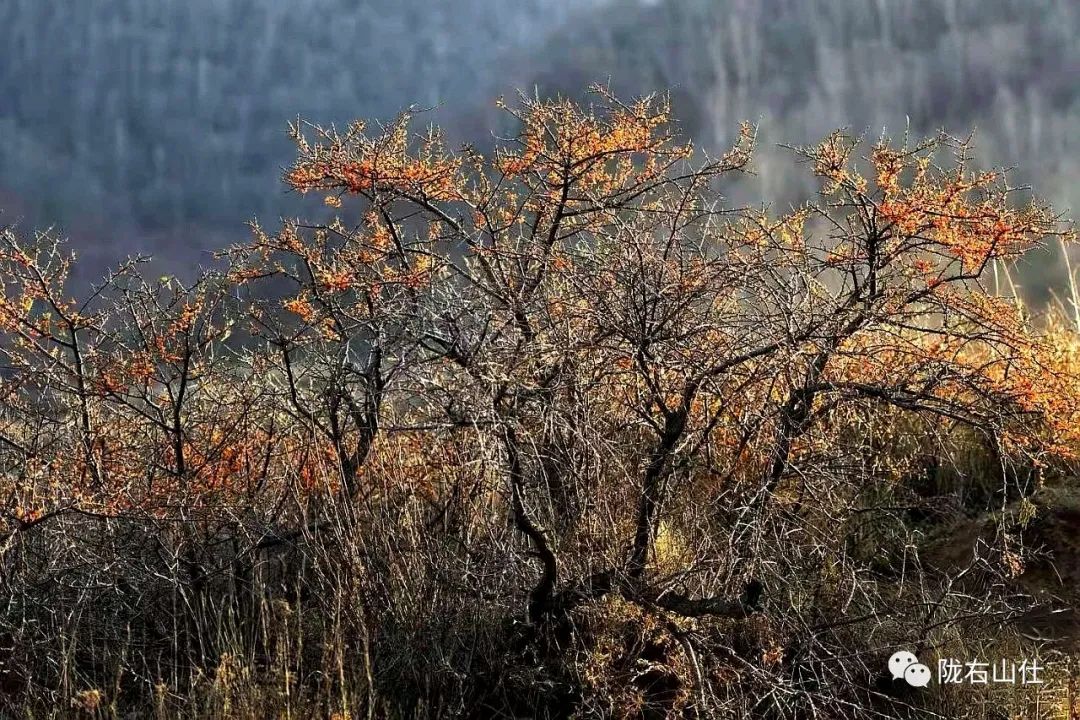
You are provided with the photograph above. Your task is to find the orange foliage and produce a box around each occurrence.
[286,118,463,201]
[1,92,1077,567]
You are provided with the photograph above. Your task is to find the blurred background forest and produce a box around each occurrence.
[1,0,1077,293]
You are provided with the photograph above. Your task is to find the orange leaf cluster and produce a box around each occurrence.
[286,118,463,201]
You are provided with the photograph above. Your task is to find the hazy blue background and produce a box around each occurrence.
[1,0,1077,290]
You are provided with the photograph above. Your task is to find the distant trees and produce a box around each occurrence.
[6,0,1080,291]
[0,88,1076,717]
[0,0,600,235]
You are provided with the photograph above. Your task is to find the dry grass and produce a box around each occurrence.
[3,91,1080,718]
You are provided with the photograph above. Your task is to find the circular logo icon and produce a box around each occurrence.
[888,650,918,681]
[904,663,932,688]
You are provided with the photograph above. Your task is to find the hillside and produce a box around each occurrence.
[0,0,599,268]
[3,0,1079,289]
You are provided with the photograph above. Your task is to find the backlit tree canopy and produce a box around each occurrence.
[1,88,1077,718]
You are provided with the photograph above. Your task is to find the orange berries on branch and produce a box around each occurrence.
[285,117,464,202]
[804,132,1068,274]
[1,90,1077,549]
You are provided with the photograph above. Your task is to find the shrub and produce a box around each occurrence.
[1,86,1077,718]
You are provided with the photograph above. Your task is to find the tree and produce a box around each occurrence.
[1,87,1076,717]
